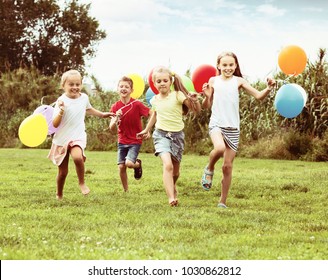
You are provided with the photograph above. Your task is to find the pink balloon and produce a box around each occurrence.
[33,105,58,135]
[192,64,217,93]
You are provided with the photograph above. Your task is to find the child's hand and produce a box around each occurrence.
[202,83,213,98]
[116,109,123,118]
[103,112,116,118]
[136,129,149,139]
[266,78,276,90]
[188,92,198,103]
[58,100,65,111]
[58,100,65,116]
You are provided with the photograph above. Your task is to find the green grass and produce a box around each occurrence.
[0,148,327,260]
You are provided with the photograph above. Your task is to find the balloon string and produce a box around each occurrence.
[276,72,297,85]
[40,96,56,107]
[112,99,149,128]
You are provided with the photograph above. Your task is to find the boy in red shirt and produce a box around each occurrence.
[109,76,153,192]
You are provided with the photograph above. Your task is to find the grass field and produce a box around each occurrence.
[0,148,327,260]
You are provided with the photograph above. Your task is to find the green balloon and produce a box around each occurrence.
[181,75,195,92]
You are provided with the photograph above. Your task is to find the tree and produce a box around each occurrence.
[0,0,106,75]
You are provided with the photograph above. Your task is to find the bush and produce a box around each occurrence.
[303,131,328,161]
[283,131,312,158]
[238,132,293,160]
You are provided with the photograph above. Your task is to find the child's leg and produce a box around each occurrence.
[220,148,236,206]
[160,152,176,205]
[172,161,180,200]
[124,144,142,180]
[202,131,226,189]
[208,130,226,170]
[118,163,128,192]
[70,146,90,195]
[125,159,139,169]
[56,153,69,199]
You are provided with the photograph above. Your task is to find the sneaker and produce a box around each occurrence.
[134,159,142,180]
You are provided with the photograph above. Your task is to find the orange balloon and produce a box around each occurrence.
[278,45,307,75]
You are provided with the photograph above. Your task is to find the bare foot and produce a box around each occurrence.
[169,199,178,207]
[79,184,90,195]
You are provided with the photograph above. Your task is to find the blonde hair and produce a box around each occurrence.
[152,66,197,114]
[61,70,82,87]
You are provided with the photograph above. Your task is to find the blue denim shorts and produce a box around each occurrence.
[152,129,185,162]
[117,143,141,165]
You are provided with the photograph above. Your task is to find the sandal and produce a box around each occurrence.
[218,203,227,208]
[201,166,214,191]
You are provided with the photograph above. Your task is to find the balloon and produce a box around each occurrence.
[181,75,195,92]
[170,75,195,92]
[145,87,156,106]
[128,74,145,99]
[290,84,307,107]
[148,67,161,95]
[274,84,304,118]
[33,105,58,135]
[278,45,307,75]
[18,114,48,147]
[191,64,217,93]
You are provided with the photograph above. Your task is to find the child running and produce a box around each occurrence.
[109,76,153,192]
[48,70,113,200]
[137,67,201,206]
[201,51,276,208]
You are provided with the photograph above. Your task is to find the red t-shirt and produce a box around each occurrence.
[110,99,150,145]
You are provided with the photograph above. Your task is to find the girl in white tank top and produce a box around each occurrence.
[201,51,276,208]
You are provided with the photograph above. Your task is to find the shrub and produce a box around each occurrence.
[283,131,312,158]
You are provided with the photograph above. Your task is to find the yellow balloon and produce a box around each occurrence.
[128,73,145,99]
[18,114,48,147]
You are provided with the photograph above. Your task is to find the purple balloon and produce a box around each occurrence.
[33,105,58,135]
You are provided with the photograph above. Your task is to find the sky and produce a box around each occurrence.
[67,0,328,90]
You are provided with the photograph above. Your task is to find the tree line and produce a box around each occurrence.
[0,1,327,161]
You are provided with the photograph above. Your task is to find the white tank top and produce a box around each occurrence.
[209,75,240,129]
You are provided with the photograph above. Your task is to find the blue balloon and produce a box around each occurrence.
[274,84,304,118]
[146,87,156,106]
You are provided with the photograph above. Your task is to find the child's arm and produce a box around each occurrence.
[53,100,65,128]
[109,115,119,132]
[137,110,156,138]
[86,108,114,118]
[240,77,276,100]
[184,93,202,114]
[202,77,214,109]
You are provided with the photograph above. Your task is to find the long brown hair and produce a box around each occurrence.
[216,51,243,77]
[152,66,198,114]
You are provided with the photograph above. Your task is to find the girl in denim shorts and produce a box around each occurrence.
[137,67,201,206]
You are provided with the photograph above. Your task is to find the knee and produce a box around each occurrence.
[173,172,180,178]
[125,160,134,168]
[58,168,68,179]
[213,145,225,156]
[118,164,126,172]
[222,163,233,175]
[163,163,174,173]
[73,156,84,166]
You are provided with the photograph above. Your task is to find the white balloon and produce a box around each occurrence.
[290,83,307,107]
